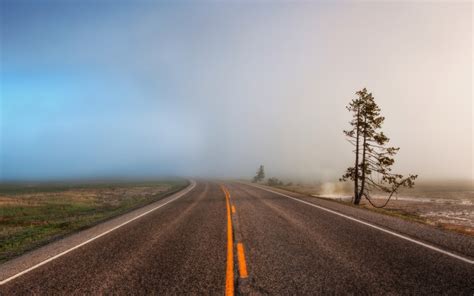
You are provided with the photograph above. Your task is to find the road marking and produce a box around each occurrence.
[0,180,197,286]
[237,243,248,278]
[231,205,236,214]
[221,185,234,296]
[247,183,474,265]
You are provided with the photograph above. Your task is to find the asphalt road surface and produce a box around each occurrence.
[1,180,473,295]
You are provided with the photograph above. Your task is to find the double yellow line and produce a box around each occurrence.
[222,185,235,295]
[221,185,248,296]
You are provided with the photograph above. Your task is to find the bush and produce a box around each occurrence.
[267,177,283,186]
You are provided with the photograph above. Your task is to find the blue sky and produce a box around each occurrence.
[1,1,472,181]
[1,1,204,179]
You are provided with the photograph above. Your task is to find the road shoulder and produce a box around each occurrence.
[0,180,196,283]
[241,182,474,259]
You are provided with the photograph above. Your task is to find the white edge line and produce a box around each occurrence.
[246,183,474,265]
[0,180,196,285]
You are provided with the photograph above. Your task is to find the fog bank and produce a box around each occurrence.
[1,1,472,181]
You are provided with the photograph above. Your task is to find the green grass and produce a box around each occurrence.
[0,179,188,263]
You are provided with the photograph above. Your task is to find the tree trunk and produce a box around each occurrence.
[357,117,368,205]
[353,107,360,204]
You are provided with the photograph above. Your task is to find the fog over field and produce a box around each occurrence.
[1,1,472,181]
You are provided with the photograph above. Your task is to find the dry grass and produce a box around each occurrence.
[0,179,187,262]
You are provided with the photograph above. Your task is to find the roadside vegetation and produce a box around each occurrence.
[260,180,473,236]
[249,86,471,235]
[0,179,188,262]
[249,91,471,236]
[252,165,265,183]
[252,165,284,187]
[267,177,283,186]
[340,88,417,207]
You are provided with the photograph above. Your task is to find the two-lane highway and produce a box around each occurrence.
[0,180,472,295]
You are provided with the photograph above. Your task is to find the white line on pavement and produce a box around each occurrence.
[247,183,474,265]
[0,180,196,285]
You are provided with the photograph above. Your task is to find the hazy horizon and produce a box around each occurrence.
[1,1,472,182]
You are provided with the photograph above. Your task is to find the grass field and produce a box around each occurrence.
[0,179,188,263]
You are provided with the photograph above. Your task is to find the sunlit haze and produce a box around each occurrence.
[1,1,472,181]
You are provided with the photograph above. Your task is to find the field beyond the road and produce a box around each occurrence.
[0,179,188,262]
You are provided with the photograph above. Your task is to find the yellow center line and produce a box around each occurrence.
[231,205,236,214]
[236,243,248,279]
[221,185,234,296]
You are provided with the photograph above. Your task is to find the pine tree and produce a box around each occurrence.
[253,165,265,183]
[341,88,417,206]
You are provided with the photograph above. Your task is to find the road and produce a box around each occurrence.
[0,180,473,295]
